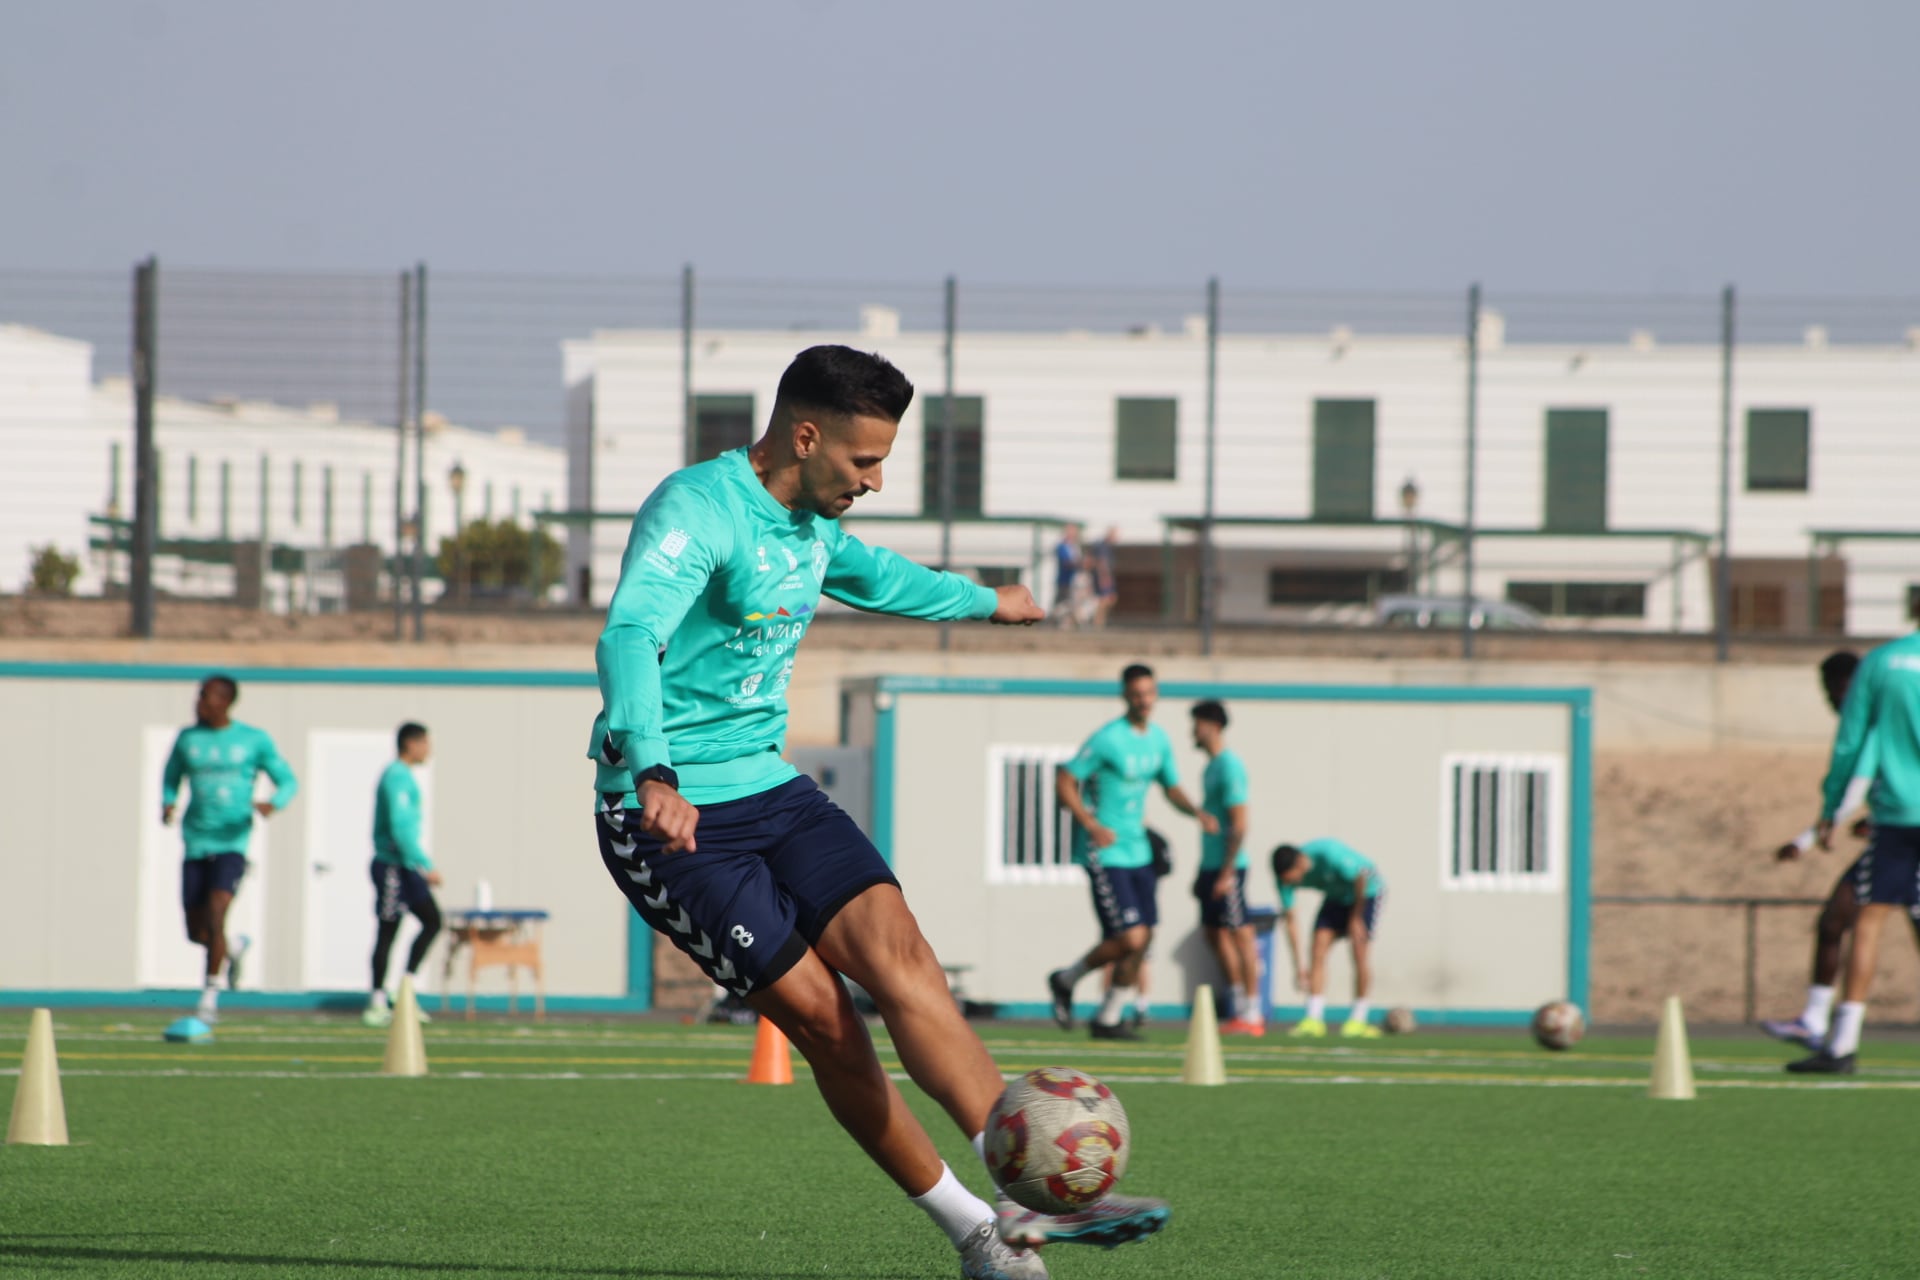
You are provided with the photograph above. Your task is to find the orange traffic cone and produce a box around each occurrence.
[745,1016,793,1085]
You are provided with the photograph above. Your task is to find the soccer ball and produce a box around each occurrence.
[1531,1000,1586,1051]
[1384,1006,1418,1035]
[984,1067,1131,1214]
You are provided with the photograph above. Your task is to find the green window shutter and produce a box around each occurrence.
[921,395,986,516]
[1115,398,1177,481]
[1312,399,1376,521]
[1543,409,1608,533]
[692,394,756,464]
[1746,409,1810,492]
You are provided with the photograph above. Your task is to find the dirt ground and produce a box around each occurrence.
[1591,748,1920,1026]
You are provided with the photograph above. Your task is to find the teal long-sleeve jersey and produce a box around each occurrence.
[373,759,431,871]
[161,721,298,859]
[590,448,998,806]
[1823,631,1920,826]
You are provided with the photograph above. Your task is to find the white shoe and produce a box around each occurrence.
[958,1218,1047,1279]
[997,1192,1170,1249]
[362,1005,393,1028]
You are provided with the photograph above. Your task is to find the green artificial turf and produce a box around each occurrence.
[2,1013,1914,1278]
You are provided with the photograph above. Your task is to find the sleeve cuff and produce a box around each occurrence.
[615,731,674,774]
[968,581,999,619]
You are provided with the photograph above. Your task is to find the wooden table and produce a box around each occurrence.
[440,909,550,1021]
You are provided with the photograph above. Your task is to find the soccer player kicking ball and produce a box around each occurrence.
[1188,700,1263,1035]
[1270,839,1386,1039]
[1788,629,1920,1075]
[590,346,1168,1279]
[1045,664,1216,1041]
[161,675,298,1024]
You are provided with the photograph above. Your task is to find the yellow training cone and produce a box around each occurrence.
[1649,994,1695,1100]
[1182,984,1227,1086]
[7,1008,69,1145]
[382,976,429,1077]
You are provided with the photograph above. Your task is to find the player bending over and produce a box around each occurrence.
[590,345,1168,1279]
[161,674,297,1025]
[364,722,442,1028]
[1271,838,1386,1039]
[1188,700,1262,1035]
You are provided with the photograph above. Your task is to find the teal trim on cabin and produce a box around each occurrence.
[0,989,651,1014]
[0,662,597,688]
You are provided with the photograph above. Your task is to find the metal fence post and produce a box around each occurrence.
[938,275,958,652]
[130,256,158,638]
[681,264,695,467]
[1461,283,1481,660]
[411,261,427,642]
[393,269,412,639]
[1200,276,1219,657]
[1715,284,1735,663]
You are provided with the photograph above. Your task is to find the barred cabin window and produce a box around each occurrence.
[1442,753,1563,891]
[986,745,1082,885]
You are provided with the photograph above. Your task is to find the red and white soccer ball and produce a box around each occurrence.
[1531,999,1586,1051]
[985,1067,1131,1214]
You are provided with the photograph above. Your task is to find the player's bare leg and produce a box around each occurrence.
[1047,928,1144,1031]
[1765,878,1857,1046]
[203,889,234,983]
[1203,924,1246,1027]
[1342,925,1380,1038]
[1233,923,1263,1029]
[1291,928,1336,1036]
[815,885,1003,1135]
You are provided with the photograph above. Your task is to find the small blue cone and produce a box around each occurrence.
[163,1016,213,1044]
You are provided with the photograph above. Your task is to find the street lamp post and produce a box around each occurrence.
[448,460,467,604]
[1398,476,1421,594]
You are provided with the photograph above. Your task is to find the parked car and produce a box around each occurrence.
[1375,594,1543,631]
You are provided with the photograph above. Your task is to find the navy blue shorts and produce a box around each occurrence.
[1852,826,1920,912]
[1314,893,1383,938]
[1194,866,1249,929]
[181,853,248,913]
[595,776,898,999]
[373,861,438,924]
[1087,860,1158,937]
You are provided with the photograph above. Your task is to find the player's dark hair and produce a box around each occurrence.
[1271,844,1303,878]
[1121,663,1154,686]
[202,674,238,702]
[1820,649,1860,710]
[1191,699,1228,728]
[774,345,914,423]
[397,722,428,753]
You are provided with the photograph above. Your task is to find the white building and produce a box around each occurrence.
[563,309,1920,636]
[0,325,565,607]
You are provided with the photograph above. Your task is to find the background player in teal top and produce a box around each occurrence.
[160,674,297,1023]
[1047,664,1214,1042]
[1189,700,1264,1035]
[1762,650,1890,1049]
[1271,837,1386,1039]
[364,722,442,1029]
[590,346,1164,1279]
[1789,629,1920,1074]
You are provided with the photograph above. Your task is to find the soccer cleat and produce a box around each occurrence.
[1760,1017,1823,1050]
[1089,1019,1143,1041]
[959,1217,1048,1279]
[1046,969,1076,1030]
[1786,1050,1856,1075]
[1288,1017,1326,1038]
[226,934,252,990]
[1220,1018,1267,1037]
[362,1005,393,1029]
[1341,1020,1383,1039]
[997,1192,1171,1250]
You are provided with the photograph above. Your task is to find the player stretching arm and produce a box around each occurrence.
[590,345,1169,1278]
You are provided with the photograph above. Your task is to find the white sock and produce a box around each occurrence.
[1304,995,1325,1021]
[1828,1001,1866,1057]
[198,983,219,1009]
[969,1131,988,1174]
[1349,999,1372,1025]
[1058,959,1090,985]
[1801,984,1836,1034]
[910,1163,993,1248]
[369,989,390,1011]
[1097,986,1135,1026]
[1243,989,1263,1023]
[1134,992,1150,1015]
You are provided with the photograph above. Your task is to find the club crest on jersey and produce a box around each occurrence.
[645,528,694,574]
[811,541,829,580]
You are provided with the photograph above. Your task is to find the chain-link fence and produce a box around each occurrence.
[3,264,1916,649]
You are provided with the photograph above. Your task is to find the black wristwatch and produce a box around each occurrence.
[635,765,680,791]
